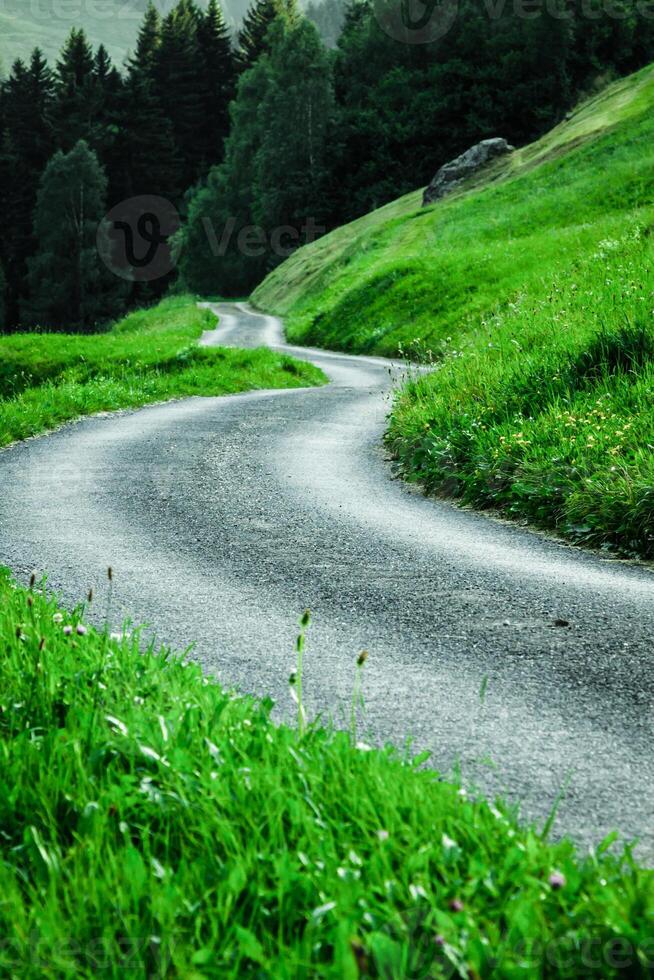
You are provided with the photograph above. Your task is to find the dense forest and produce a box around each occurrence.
[2,0,654,331]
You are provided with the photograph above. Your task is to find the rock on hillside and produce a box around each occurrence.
[423,138,514,205]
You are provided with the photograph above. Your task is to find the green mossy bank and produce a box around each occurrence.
[0,296,325,448]
[0,569,652,976]
[253,66,654,555]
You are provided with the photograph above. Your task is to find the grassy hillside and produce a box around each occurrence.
[1,568,652,975]
[254,64,654,555]
[253,64,654,356]
[0,295,324,447]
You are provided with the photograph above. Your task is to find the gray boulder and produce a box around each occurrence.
[422,138,514,206]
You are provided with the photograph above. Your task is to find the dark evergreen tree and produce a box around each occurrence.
[198,0,237,165]
[0,49,54,328]
[0,261,5,330]
[121,3,180,201]
[51,29,101,151]
[23,141,125,330]
[179,55,272,295]
[155,0,207,188]
[93,44,128,206]
[179,12,332,295]
[127,0,161,82]
[236,0,280,70]
[254,18,334,239]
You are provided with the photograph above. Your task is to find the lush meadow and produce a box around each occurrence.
[0,296,324,448]
[0,569,652,977]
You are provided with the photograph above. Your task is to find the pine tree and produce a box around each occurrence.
[23,141,125,330]
[0,50,54,327]
[93,45,127,206]
[179,12,332,296]
[126,1,161,83]
[179,55,272,295]
[51,29,101,151]
[121,3,180,202]
[254,18,333,242]
[155,0,207,187]
[198,0,237,166]
[236,0,280,70]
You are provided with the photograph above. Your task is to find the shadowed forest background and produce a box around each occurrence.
[2,0,654,330]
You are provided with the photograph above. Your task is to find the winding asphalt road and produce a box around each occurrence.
[1,303,653,858]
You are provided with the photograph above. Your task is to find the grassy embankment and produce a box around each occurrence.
[0,295,324,448]
[1,568,652,976]
[253,65,654,555]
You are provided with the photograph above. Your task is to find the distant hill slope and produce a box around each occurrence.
[0,0,243,70]
[0,0,337,71]
[253,63,654,556]
[0,0,148,68]
[253,63,654,357]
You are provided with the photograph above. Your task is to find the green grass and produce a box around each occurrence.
[388,230,654,556]
[0,295,325,448]
[1,568,652,977]
[253,63,654,555]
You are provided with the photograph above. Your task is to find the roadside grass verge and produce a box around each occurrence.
[0,296,325,448]
[0,568,652,977]
[388,229,654,557]
[253,63,654,556]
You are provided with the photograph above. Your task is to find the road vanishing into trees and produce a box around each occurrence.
[1,303,653,859]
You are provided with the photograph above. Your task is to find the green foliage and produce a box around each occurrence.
[23,140,124,331]
[180,14,334,296]
[0,571,651,975]
[0,261,5,330]
[236,0,281,69]
[50,28,99,151]
[122,6,180,204]
[199,0,238,162]
[329,0,654,223]
[0,48,55,325]
[155,0,209,188]
[255,64,654,555]
[179,59,272,296]
[0,295,325,447]
[253,18,335,230]
[0,1,237,330]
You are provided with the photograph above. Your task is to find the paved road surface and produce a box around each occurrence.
[1,303,653,858]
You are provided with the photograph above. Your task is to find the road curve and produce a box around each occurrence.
[1,303,653,858]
